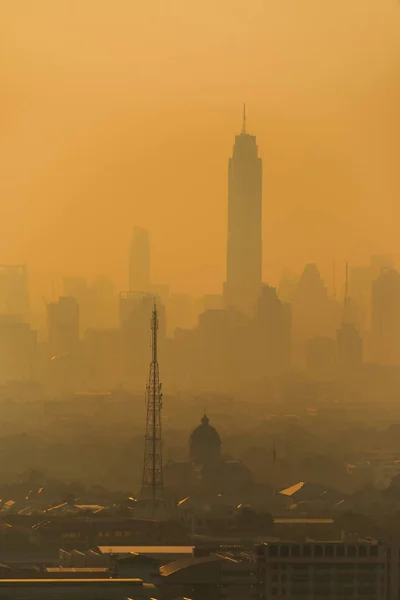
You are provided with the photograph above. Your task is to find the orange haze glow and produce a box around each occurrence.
[0,0,399,307]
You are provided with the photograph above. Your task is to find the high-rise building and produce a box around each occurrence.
[292,263,340,369]
[371,269,400,365]
[47,296,79,357]
[225,106,262,316]
[129,227,151,293]
[0,315,37,383]
[0,265,30,321]
[257,284,291,376]
[336,264,363,376]
[63,277,91,335]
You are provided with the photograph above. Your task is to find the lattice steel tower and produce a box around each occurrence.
[141,303,164,515]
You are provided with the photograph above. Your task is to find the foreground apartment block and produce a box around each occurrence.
[254,540,398,600]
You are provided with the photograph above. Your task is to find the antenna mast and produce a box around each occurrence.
[343,262,349,324]
[141,302,164,516]
[242,103,246,134]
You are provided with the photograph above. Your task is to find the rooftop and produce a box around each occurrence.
[0,578,153,585]
[274,518,334,525]
[45,568,109,573]
[97,546,193,555]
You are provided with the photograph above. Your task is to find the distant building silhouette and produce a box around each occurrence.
[166,293,197,336]
[189,414,221,467]
[0,315,37,383]
[307,336,336,381]
[63,278,90,336]
[336,264,363,376]
[372,269,400,365]
[337,323,363,376]
[165,414,253,497]
[224,106,262,316]
[0,264,30,321]
[129,227,151,293]
[47,297,79,357]
[292,264,340,369]
[119,291,166,389]
[351,255,395,337]
[257,284,291,376]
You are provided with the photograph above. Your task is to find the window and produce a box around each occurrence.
[359,545,367,557]
[124,531,131,537]
[271,588,278,596]
[97,532,103,537]
[314,545,323,557]
[347,545,356,557]
[370,546,378,557]
[336,545,345,557]
[303,545,312,557]
[292,545,301,557]
[326,545,334,557]
[115,531,122,537]
[280,546,289,557]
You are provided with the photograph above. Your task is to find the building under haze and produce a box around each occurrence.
[224,106,262,316]
[372,269,400,366]
[257,284,291,376]
[119,291,166,389]
[129,227,151,293]
[0,315,37,383]
[47,296,79,358]
[0,264,30,321]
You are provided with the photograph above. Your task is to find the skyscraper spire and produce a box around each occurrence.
[242,103,246,134]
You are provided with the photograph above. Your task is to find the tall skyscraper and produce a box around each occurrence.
[225,105,262,316]
[371,269,400,365]
[337,263,363,376]
[129,227,151,293]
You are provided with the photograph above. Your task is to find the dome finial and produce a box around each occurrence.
[202,414,209,425]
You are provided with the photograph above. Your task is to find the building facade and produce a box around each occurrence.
[254,540,399,600]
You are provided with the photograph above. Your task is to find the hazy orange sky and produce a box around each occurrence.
[0,0,399,306]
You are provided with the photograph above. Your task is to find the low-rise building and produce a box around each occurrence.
[0,578,157,599]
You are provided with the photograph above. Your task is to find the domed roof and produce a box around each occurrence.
[189,414,221,446]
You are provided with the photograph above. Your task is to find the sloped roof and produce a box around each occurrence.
[160,555,222,580]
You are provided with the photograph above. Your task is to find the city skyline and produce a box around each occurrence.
[1,0,399,307]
